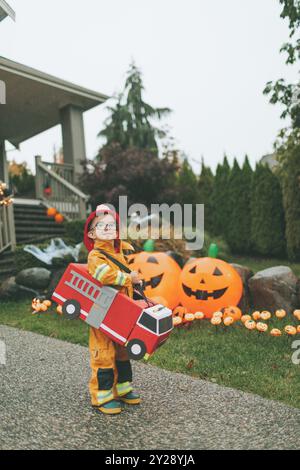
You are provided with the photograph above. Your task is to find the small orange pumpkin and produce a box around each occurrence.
[223,306,242,322]
[194,311,205,320]
[56,305,63,315]
[184,313,195,322]
[245,320,256,330]
[276,309,286,319]
[172,306,187,318]
[285,325,297,336]
[212,311,223,319]
[241,314,251,324]
[47,207,57,217]
[252,311,261,321]
[260,311,271,321]
[55,213,64,224]
[256,322,268,332]
[270,328,282,337]
[223,316,234,326]
[173,316,182,326]
[211,316,222,326]
[293,310,300,321]
[297,325,300,334]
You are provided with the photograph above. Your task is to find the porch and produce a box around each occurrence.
[0,56,108,255]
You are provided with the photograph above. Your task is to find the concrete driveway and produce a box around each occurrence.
[0,325,299,450]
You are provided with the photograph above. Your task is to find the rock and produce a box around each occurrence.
[231,263,253,312]
[248,266,300,313]
[15,268,51,290]
[0,276,39,301]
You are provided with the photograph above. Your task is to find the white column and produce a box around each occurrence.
[60,105,87,184]
[0,140,8,183]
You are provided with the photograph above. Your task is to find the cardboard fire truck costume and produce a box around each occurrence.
[52,263,173,360]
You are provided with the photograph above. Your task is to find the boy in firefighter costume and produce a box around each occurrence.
[84,204,141,415]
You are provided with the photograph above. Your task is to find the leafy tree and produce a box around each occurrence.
[264,0,300,129]
[9,161,35,197]
[80,143,178,209]
[198,159,214,234]
[251,163,286,257]
[98,63,171,153]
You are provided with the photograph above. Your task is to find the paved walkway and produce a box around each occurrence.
[0,326,299,450]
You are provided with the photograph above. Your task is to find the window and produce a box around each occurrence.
[158,316,173,334]
[138,312,157,333]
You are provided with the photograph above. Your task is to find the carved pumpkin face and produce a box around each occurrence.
[178,257,243,317]
[127,251,181,309]
[223,306,242,322]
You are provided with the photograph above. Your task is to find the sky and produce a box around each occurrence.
[1,0,299,174]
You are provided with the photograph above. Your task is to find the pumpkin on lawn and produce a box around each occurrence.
[178,257,243,317]
[127,251,181,309]
[223,306,242,322]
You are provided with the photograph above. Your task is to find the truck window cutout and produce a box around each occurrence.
[158,316,173,334]
[138,312,157,334]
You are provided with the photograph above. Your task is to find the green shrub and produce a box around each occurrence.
[64,220,85,244]
[14,240,78,273]
[14,244,50,271]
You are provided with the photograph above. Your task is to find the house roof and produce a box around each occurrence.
[0,0,15,21]
[0,56,109,147]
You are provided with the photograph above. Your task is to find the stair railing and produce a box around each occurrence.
[0,203,16,254]
[35,156,89,220]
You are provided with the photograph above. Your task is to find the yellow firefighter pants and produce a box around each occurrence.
[89,327,133,406]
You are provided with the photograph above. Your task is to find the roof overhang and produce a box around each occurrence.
[0,56,109,147]
[0,0,15,22]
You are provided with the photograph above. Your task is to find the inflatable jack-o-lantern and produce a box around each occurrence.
[178,256,243,317]
[127,251,181,309]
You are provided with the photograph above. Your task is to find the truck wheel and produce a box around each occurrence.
[126,339,147,360]
[62,299,81,320]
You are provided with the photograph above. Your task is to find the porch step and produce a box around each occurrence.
[13,201,66,245]
[0,249,16,282]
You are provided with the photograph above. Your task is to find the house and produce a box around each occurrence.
[0,7,109,280]
[0,0,15,22]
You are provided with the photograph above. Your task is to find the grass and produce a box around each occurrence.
[230,254,300,277]
[1,297,300,409]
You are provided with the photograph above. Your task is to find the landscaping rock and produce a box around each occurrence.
[0,276,39,301]
[248,266,300,313]
[231,263,253,312]
[15,268,51,290]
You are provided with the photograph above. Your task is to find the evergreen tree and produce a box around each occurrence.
[176,158,199,205]
[276,130,300,260]
[98,62,171,153]
[198,158,214,234]
[211,156,230,236]
[251,163,286,257]
[225,157,253,254]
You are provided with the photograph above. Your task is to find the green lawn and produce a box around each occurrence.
[1,298,300,409]
[230,254,300,277]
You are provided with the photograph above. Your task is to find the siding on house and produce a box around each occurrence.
[0,0,15,22]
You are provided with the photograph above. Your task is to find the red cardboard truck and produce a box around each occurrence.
[52,263,173,360]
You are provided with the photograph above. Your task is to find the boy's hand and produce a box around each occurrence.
[130,271,141,285]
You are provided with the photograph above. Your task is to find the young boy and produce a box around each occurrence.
[83,204,141,415]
